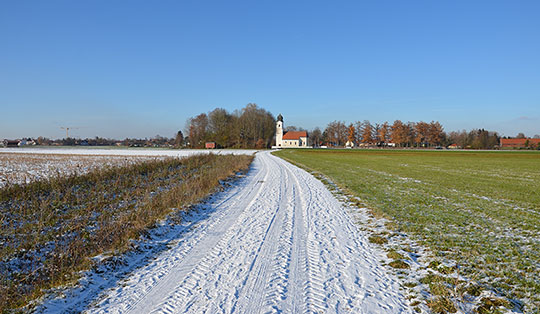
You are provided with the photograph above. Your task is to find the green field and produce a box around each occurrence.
[274,149,540,312]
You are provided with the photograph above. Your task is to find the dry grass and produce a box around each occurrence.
[0,153,253,312]
[427,296,457,313]
[368,234,389,244]
[388,260,410,269]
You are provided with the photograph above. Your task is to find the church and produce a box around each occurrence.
[275,114,309,148]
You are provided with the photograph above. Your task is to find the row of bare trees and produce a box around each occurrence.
[322,120,445,147]
[185,103,275,148]
[184,104,505,149]
[447,129,500,149]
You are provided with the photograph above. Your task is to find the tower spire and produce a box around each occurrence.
[276,114,284,147]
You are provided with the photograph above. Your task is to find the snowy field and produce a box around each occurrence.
[0,148,257,188]
[39,151,412,313]
[0,147,257,157]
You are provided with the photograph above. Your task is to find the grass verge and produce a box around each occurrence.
[0,153,253,312]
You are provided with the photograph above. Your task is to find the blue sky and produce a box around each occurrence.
[1,0,539,139]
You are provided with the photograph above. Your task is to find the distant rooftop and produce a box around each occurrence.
[283,131,307,140]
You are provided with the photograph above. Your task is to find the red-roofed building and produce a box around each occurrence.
[282,131,308,140]
[282,131,308,147]
[275,114,309,148]
[500,138,540,148]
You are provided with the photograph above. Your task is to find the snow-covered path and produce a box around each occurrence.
[88,151,411,313]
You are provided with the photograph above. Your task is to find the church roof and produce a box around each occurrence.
[283,131,308,140]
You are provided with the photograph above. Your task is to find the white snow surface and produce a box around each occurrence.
[0,147,257,157]
[0,148,256,188]
[43,151,411,313]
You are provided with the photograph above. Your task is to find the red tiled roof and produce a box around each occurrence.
[282,131,307,140]
[500,138,540,146]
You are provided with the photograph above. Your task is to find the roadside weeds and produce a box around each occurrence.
[0,153,253,312]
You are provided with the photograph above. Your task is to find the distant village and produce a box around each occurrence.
[2,105,540,150]
[3,128,539,150]
[2,136,179,148]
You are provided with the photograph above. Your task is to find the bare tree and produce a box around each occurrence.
[361,120,373,144]
[185,103,275,149]
[378,122,390,145]
[391,120,408,147]
[347,124,356,145]
[354,121,363,144]
[235,103,275,148]
[208,108,233,148]
[414,121,430,147]
[373,123,381,143]
[186,113,208,148]
[427,121,444,146]
[324,121,347,146]
[309,127,323,147]
[448,130,468,147]
[174,130,184,147]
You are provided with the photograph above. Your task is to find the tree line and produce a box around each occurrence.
[5,103,276,149]
[320,120,445,147]
[315,120,504,149]
[184,103,275,148]
[446,129,501,149]
[7,103,536,150]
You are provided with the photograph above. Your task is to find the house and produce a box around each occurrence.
[282,131,309,147]
[3,139,36,147]
[447,143,460,149]
[274,114,309,148]
[205,142,216,149]
[17,138,36,146]
[3,140,20,147]
[500,138,540,149]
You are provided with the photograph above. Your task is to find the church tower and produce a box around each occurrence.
[276,114,284,147]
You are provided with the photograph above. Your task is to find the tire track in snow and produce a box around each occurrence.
[85,151,412,314]
[233,155,296,313]
[281,155,409,313]
[90,155,271,313]
[138,153,287,313]
[281,157,326,314]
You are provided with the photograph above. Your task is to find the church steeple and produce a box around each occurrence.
[276,114,284,147]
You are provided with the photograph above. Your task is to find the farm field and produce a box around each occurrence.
[274,149,540,312]
[0,152,253,311]
[0,153,166,188]
[0,147,258,157]
[0,148,257,188]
